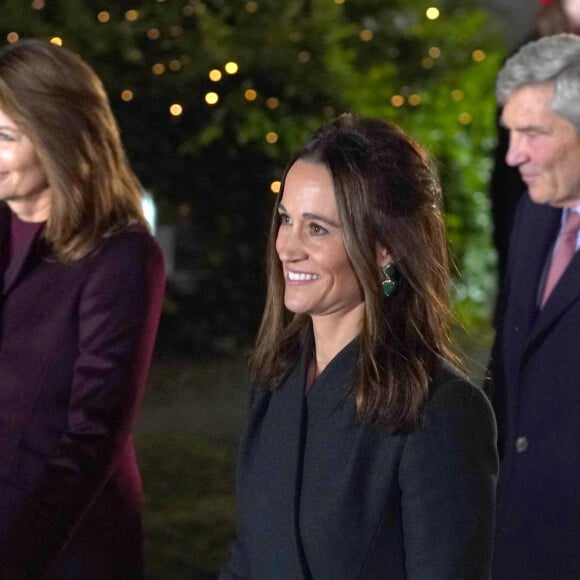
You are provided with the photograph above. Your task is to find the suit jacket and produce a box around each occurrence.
[0,205,165,579]
[489,195,580,579]
[221,337,498,580]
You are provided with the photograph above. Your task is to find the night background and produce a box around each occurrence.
[2,0,533,577]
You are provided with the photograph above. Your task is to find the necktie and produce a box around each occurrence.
[541,211,580,307]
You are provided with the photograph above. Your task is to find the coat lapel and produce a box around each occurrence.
[505,200,560,382]
[0,207,48,297]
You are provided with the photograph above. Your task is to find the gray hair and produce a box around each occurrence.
[496,33,580,132]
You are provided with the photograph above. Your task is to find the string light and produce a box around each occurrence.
[458,112,472,125]
[244,89,258,101]
[125,10,139,22]
[6,32,19,43]
[334,0,346,4]
[421,57,434,69]
[31,0,45,9]
[205,92,219,105]
[408,94,422,106]
[147,28,161,40]
[265,132,278,144]
[97,11,110,23]
[297,51,311,63]
[224,62,239,74]
[390,95,404,107]
[428,46,441,58]
[169,104,183,116]
[169,60,182,71]
[209,69,222,81]
[472,49,486,62]
[270,181,281,194]
[451,89,464,101]
[121,90,134,102]
[266,97,280,109]
[50,37,63,46]
[359,29,373,41]
[426,7,440,20]
[152,63,166,75]
[246,1,258,12]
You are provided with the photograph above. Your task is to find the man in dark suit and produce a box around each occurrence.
[488,33,580,579]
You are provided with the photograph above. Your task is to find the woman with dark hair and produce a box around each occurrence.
[220,114,497,579]
[0,39,165,578]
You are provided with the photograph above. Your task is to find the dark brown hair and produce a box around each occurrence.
[249,113,460,433]
[0,39,146,261]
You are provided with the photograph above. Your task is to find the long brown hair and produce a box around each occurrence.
[249,114,460,433]
[0,39,146,261]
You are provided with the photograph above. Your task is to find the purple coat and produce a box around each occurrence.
[0,204,165,579]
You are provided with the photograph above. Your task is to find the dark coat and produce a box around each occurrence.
[221,338,498,580]
[0,205,165,579]
[489,195,580,579]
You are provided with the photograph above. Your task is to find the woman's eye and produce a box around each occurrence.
[310,223,328,235]
[0,132,16,142]
[278,213,291,225]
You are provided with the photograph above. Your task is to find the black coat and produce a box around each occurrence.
[489,195,580,579]
[221,338,498,579]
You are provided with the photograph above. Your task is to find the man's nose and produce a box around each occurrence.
[505,133,527,167]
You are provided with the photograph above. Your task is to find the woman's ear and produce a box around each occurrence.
[376,244,393,268]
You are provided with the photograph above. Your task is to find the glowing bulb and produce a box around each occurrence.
[209,69,223,82]
[225,61,239,74]
[265,132,278,144]
[50,37,63,46]
[426,7,440,20]
[390,95,404,107]
[121,90,134,102]
[244,89,258,101]
[170,104,183,116]
[205,92,219,105]
[271,181,281,194]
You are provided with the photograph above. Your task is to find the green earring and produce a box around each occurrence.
[381,263,397,297]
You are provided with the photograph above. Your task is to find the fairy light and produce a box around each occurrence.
[50,37,63,46]
[266,97,280,109]
[360,29,373,41]
[271,181,281,194]
[246,1,258,12]
[390,95,404,107]
[334,0,346,4]
[97,11,110,23]
[224,62,239,74]
[31,0,45,8]
[209,69,222,82]
[421,57,434,69]
[152,63,166,75]
[408,94,422,106]
[125,10,139,22]
[121,90,134,102]
[244,89,258,101]
[265,132,278,144]
[297,51,311,63]
[428,46,441,58]
[451,89,464,101]
[6,32,19,43]
[205,92,219,105]
[472,49,486,62]
[426,7,440,20]
[147,28,161,40]
[169,104,183,117]
[459,112,472,125]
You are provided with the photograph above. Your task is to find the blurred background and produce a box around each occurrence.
[1,0,536,577]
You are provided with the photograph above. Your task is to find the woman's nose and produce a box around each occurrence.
[276,227,306,262]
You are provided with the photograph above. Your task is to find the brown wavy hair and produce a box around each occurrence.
[249,114,460,433]
[0,39,146,261]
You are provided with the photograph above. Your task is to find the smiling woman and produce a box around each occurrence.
[0,39,165,579]
[0,109,51,221]
[219,113,498,580]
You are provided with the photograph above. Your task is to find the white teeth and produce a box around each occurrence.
[288,271,319,281]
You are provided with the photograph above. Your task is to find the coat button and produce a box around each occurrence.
[515,436,528,453]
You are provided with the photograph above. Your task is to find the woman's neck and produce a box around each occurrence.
[310,303,364,378]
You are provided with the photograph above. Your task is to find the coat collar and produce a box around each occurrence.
[0,204,49,297]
